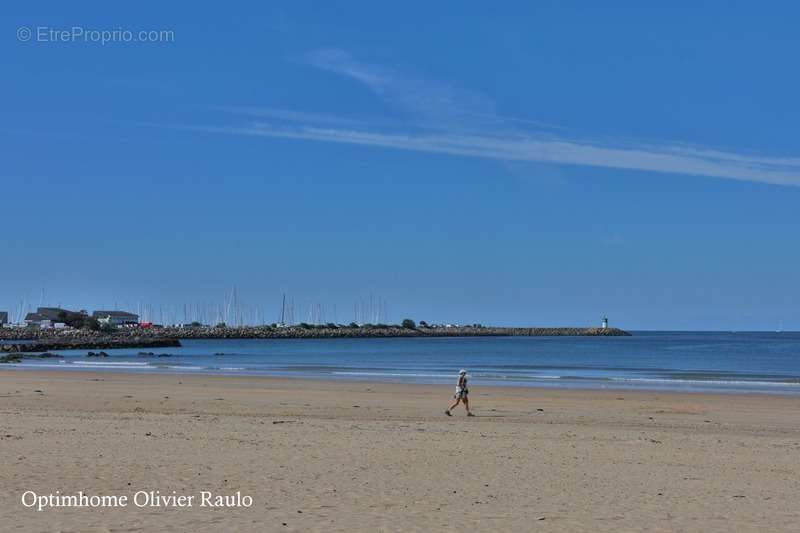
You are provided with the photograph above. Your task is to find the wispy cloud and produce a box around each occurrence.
[174,121,800,186]
[190,49,800,186]
[305,48,562,132]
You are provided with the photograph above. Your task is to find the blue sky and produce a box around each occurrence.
[2,2,799,329]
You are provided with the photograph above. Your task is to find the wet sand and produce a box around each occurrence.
[1,370,798,532]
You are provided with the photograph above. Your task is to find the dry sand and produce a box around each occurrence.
[1,370,798,532]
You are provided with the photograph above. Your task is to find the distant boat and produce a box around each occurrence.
[777,320,783,333]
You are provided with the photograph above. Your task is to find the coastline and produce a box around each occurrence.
[2,370,799,531]
[3,368,799,401]
[5,362,800,396]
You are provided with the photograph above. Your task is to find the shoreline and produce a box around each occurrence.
[2,368,798,400]
[4,365,799,397]
[2,370,798,531]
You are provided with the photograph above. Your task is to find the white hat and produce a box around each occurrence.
[459,369,467,375]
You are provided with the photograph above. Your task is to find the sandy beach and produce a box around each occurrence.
[1,370,798,532]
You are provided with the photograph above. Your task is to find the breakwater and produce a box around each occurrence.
[1,325,629,344]
[154,325,630,339]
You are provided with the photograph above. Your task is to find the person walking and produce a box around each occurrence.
[445,369,474,416]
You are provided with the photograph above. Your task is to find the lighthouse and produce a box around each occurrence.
[601,316,608,329]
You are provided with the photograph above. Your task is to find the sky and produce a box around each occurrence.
[2,1,799,330]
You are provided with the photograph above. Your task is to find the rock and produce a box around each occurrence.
[1,352,60,362]
[2,338,182,353]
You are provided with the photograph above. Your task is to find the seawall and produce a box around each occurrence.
[1,325,630,343]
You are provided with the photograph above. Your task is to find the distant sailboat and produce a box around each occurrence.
[777,320,783,333]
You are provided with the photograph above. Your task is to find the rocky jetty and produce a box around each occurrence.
[151,325,630,339]
[1,337,181,354]
[2,325,630,343]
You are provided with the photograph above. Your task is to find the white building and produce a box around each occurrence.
[92,310,139,326]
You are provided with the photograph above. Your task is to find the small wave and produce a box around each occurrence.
[283,365,392,372]
[71,361,150,366]
[14,363,80,369]
[611,377,800,387]
[332,371,449,378]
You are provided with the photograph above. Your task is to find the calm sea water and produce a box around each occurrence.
[4,332,800,394]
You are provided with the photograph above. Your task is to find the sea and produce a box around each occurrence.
[4,331,800,395]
